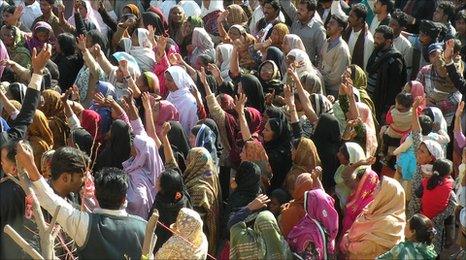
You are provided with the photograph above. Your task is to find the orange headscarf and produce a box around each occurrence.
[124,4,141,18]
[28,110,54,170]
[279,173,318,236]
[39,89,69,148]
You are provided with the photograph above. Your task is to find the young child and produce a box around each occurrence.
[380,93,414,167]
[377,214,437,259]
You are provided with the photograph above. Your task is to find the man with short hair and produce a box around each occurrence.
[433,1,457,38]
[369,0,394,35]
[342,3,374,71]
[15,142,148,259]
[367,25,407,121]
[281,0,326,65]
[256,0,281,42]
[390,9,413,81]
[32,0,64,38]
[321,14,351,97]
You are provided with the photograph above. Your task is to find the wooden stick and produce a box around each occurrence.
[142,210,159,258]
[4,225,44,259]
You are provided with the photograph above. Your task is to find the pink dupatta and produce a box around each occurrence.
[287,189,339,259]
[342,169,379,235]
[357,102,378,156]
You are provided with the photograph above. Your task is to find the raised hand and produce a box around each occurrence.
[283,84,295,108]
[77,34,87,51]
[141,92,153,112]
[60,88,73,104]
[161,122,171,137]
[234,93,247,114]
[265,90,275,106]
[169,53,183,65]
[353,156,377,167]
[93,92,108,107]
[119,60,130,78]
[31,43,52,74]
[456,101,465,118]
[5,5,23,25]
[15,141,38,178]
[0,59,15,67]
[444,39,455,62]
[247,194,271,211]
[198,67,209,86]
[206,63,221,79]
[91,44,102,59]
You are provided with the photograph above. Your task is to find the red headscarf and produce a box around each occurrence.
[81,109,101,141]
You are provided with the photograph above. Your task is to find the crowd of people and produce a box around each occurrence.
[0,0,465,259]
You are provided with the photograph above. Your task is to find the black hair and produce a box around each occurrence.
[299,0,318,11]
[419,115,433,136]
[1,140,20,163]
[375,25,394,40]
[378,0,395,13]
[395,92,413,108]
[351,3,367,20]
[94,167,129,209]
[50,147,89,181]
[264,0,281,11]
[409,214,435,244]
[3,5,15,15]
[339,144,350,161]
[57,33,77,56]
[158,169,185,202]
[427,159,452,190]
[331,14,348,29]
[391,9,409,28]
[292,138,301,150]
[87,29,108,56]
[269,188,291,204]
[437,1,456,22]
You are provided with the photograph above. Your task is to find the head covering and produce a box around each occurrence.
[284,34,306,53]
[258,60,283,94]
[427,42,443,54]
[28,110,54,169]
[124,28,156,72]
[94,120,131,171]
[287,189,339,259]
[240,74,265,112]
[7,83,27,103]
[271,23,289,44]
[200,0,224,17]
[111,52,141,81]
[349,64,376,116]
[216,43,233,81]
[154,100,179,137]
[90,81,115,135]
[422,140,445,160]
[190,27,215,65]
[167,121,190,159]
[68,0,102,33]
[229,161,261,210]
[71,127,93,156]
[180,1,202,17]
[419,20,443,40]
[142,11,166,36]
[39,89,69,148]
[26,21,54,52]
[310,94,334,116]
[264,117,292,152]
[342,169,379,235]
[154,208,208,260]
[280,173,318,237]
[165,66,199,135]
[423,107,448,134]
[124,3,141,18]
[300,72,323,94]
[226,4,248,25]
[80,109,101,141]
[266,47,285,77]
[286,49,321,81]
[357,103,378,157]
[408,81,425,109]
[344,177,406,259]
[192,124,219,166]
[254,210,292,259]
[143,71,160,95]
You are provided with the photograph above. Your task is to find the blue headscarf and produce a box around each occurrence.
[0,116,10,132]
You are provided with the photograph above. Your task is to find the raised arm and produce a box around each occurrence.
[411,96,423,133]
[289,68,319,123]
[159,122,178,167]
[93,43,115,76]
[284,84,299,124]
[0,87,19,119]
[121,89,145,136]
[142,92,161,148]
[230,44,241,78]
[119,59,142,98]
[341,77,360,120]
[454,101,466,148]
[235,93,252,141]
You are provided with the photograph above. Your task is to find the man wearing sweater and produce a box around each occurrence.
[321,14,351,97]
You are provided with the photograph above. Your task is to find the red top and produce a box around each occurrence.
[421,176,453,219]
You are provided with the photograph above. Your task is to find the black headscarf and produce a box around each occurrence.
[229,161,261,211]
[94,120,131,171]
[150,168,192,250]
[142,12,166,36]
[6,83,27,103]
[159,121,190,172]
[239,74,265,113]
[71,128,93,156]
[266,46,285,77]
[87,29,108,55]
[257,60,284,95]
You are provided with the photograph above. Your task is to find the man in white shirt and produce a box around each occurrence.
[390,9,413,81]
[21,0,42,32]
[342,3,374,71]
[369,0,393,35]
[16,142,148,259]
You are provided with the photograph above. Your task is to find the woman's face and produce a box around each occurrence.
[285,54,296,67]
[170,7,184,23]
[337,147,349,165]
[189,132,196,148]
[282,38,290,54]
[270,28,282,45]
[136,75,149,92]
[181,20,192,37]
[122,6,132,16]
[164,72,178,92]
[260,62,275,82]
[78,4,87,18]
[0,28,14,46]
[416,143,433,165]
[263,121,274,143]
[228,27,242,41]
[36,30,50,42]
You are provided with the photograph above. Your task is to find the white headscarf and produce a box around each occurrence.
[123,28,156,72]
[190,27,215,65]
[67,0,102,34]
[422,139,445,161]
[284,34,306,53]
[180,0,202,17]
[166,66,199,135]
[200,0,224,17]
[216,43,233,81]
[427,106,448,133]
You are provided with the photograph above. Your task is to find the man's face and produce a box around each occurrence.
[297,3,312,23]
[0,148,15,175]
[0,28,15,46]
[40,0,52,14]
[456,18,466,35]
[419,31,432,46]
[263,3,278,21]
[389,18,402,36]
[66,171,85,193]
[373,32,387,51]
[326,18,342,37]
[373,0,383,14]
[348,9,361,28]
[433,7,446,23]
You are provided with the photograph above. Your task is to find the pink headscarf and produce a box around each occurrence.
[342,169,379,235]
[154,100,180,136]
[409,80,426,111]
[357,102,378,157]
[287,189,339,259]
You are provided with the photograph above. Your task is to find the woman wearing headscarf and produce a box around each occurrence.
[312,113,342,191]
[229,161,261,212]
[283,138,321,195]
[89,81,116,135]
[254,210,292,259]
[165,66,199,135]
[168,5,186,45]
[0,25,30,69]
[67,0,101,34]
[39,89,70,149]
[238,74,265,113]
[200,0,224,36]
[153,100,179,137]
[27,110,54,170]
[227,25,257,70]
[183,147,221,255]
[150,169,192,251]
[141,12,166,35]
[190,124,219,166]
[216,43,233,82]
[287,189,339,259]
[122,3,141,18]
[403,80,426,112]
[269,23,289,49]
[282,34,306,54]
[94,119,131,171]
[189,27,215,65]
[279,173,320,237]
[240,140,272,192]
[123,106,165,219]
[180,16,204,57]
[154,208,208,260]
[54,33,84,92]
[341,177,406,259]
[348,65,376,118]
[265,47,285,78]
[163,121,190,172]
[122,28,156,72]
[284,49,322,86]
[257,60,283,96]
[26,22,55,53]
